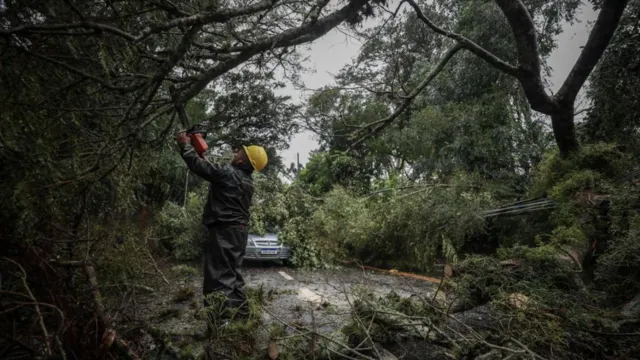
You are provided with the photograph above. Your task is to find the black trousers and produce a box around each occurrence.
[203,224,249,318]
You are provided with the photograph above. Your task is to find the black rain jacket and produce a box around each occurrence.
[179,143,254,226]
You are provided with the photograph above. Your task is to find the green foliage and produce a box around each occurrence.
[596,185,640,303]
[298,150,379,197]
[532,143,627,198]
[248,173,288,235]
[305,187,379,263]
[174,286,196,303]
[206,70,300,150]
[282,174,489,271]
[450,241,640,359]
[550,224,586,247]
[528,143,631,254]
[171,265,198,277]
[153,186,207,261]
[596,217,640,300]
[582,0,640,152]
[342,289,434,347]
[279,183,330,268]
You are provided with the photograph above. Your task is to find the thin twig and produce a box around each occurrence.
[144,235,170,285]
[3,257,53,356]
[340,283,382,359]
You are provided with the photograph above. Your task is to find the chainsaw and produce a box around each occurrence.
[183,121,209,158]
[170,87,209,158]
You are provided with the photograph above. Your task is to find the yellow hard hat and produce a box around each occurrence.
[243,145,268,172]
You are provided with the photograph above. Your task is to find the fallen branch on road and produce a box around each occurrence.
[261,304,378,360]
[341,260,442,284]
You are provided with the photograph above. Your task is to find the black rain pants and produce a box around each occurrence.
[203,224,249,320]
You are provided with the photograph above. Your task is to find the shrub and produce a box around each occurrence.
[306,187,378,263]
[282,173,489,271]
[596,214,640,303]
[153,186,207,260]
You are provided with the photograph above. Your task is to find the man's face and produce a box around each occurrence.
[232,148,247,164]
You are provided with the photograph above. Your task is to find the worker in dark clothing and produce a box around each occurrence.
[176,130,268,334]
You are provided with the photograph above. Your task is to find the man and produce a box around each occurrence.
[176,130,267,332]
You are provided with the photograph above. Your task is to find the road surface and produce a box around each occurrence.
[131,262,439,358]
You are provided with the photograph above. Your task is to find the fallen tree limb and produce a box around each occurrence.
[341,260,442,284]
[3,257,55,357]
[49,259,142,360]
[261,304,377,360]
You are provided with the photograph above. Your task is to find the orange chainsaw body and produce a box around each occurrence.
[190,133,208,158]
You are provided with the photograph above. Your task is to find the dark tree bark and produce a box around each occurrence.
[550,109,581,155]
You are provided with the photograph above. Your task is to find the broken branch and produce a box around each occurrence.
[349,43,463,149]
[3,257,54,356]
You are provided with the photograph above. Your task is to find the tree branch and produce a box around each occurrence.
[134,0,275,42]
[0,22,136,41]
[555,0,630,105]
[14,47,141,93]
[178,0,373,102]
[405,0,518,77]
[492,0,556,114]
[3,258,53,356]
[123,25,201,124]
[349,43,463,149]
[0,0,275,43]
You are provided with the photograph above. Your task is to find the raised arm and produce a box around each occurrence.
[177,131,227,183]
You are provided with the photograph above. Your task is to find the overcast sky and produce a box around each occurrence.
[277,1,598,168]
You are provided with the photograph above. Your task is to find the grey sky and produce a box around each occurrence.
[278,1,598,168]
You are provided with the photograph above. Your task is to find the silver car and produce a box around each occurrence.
[245,233,292,262]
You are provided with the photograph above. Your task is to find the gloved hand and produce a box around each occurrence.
[176,130,190,144]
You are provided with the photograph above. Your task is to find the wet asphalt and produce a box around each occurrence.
[145,260,438,333]
[132,261,439,358]
[242,261,438,333]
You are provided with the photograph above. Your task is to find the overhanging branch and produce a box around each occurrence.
[349,43,463,149]
[125,25,202,123]
[0,0,275,43]
[179,0,373,102]
[405,0,518,77]
[492,0,556,113]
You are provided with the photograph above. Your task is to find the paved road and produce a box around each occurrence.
[130,261,439,360]
[243,262,438,333]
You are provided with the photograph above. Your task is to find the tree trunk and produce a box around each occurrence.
[551,109,580,156]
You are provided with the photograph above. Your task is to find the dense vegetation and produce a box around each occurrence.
[1,0,639,359]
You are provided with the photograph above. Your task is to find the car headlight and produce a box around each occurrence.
[248,238,256,247]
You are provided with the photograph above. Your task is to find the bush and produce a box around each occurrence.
[248,172,288,235]
[281,173,490,271]
[153,186,207,260]
[306,187,378,263]
[279,183,330,268]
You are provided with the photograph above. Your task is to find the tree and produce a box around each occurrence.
[581,0,640,152]
[311,0,557,190]
[0,0,386,176]
[0,1,390,356]
[204,70,300,150]
[351,0,629,156]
